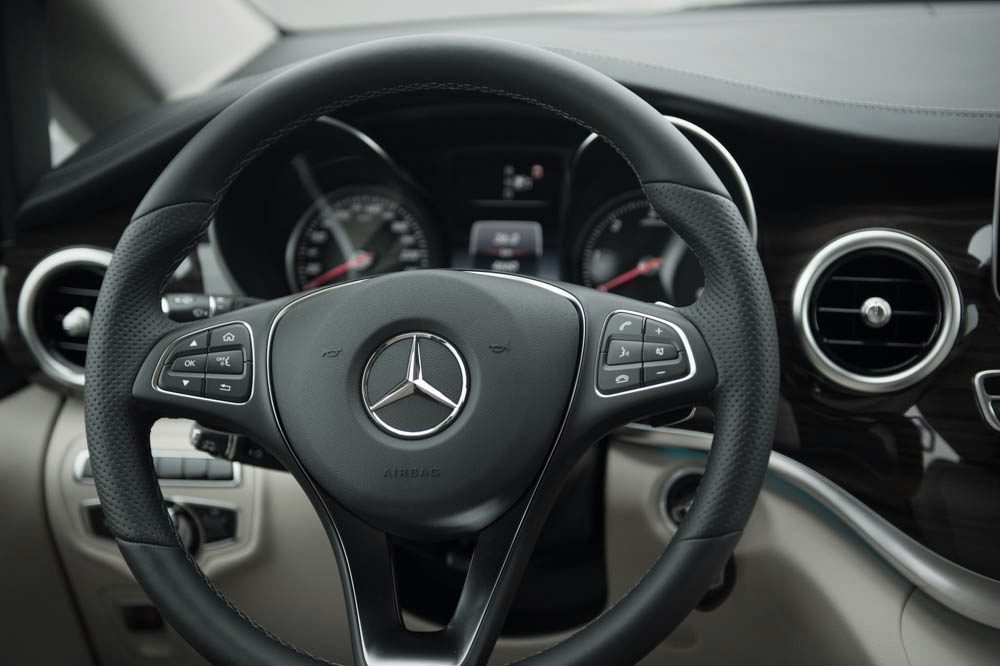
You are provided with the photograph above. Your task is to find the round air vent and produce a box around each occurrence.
[16,247,112,388]
[792,229,961,394]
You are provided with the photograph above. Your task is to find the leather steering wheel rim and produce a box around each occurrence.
[84,35,779,666]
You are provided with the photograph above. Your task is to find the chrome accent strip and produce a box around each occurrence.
[664,115,758,243]
[791,229,962,394]
[265,272,586,666]
[457,271,586,666]
[593,309,696,398]
[315,116,407,179]
[16,246,113,388]
[973,371,1000,431]
[619,424,1000,629]
[990,137,1000,302]
[573,115,758,243]
[73,449,242,488]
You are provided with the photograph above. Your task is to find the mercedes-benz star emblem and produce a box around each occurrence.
[362,333,468,438]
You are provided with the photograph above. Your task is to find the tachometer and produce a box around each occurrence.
[577,194,703,305]
[286,187,438,291]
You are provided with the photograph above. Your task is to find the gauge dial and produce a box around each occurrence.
[286,187,438,291]
[577,194,703,305]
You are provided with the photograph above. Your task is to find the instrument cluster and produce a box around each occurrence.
[212,108,754,305]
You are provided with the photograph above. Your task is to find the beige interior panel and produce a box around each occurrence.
[0,386,94,666]
[44,398,352,666]
[606,443,912,666]
[38,393,1000,665]
[901,589,1000,666]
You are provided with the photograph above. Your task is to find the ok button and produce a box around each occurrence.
[607,340,641,366]
[170,353,206,373]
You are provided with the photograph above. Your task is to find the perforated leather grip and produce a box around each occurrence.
[84,202,211,545]
[650,181,779,539]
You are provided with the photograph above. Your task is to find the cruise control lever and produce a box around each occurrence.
[162,293,262,322]
[189,423,284,471]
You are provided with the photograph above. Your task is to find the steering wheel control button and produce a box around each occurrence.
[605,313,643,340]
[362,332,468,438]
[643,321,683,346]
[170,353,207,373]
[159,371,204,397]
[177,331,209,352]
[643,358,689,386]
[205,373,251,402]
[597,311,693,395]
[607,340,642,365]
[157,322,253,401]
[643,342,678,362]
[207,350,243,374]
[598,363,642,393]
[210,324,252,358]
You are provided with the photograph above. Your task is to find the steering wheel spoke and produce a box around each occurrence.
[311,480,552,666]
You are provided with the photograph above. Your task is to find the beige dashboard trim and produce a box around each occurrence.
[618,424,1000,629]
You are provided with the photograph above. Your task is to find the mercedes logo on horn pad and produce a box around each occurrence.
[362,333,468,438]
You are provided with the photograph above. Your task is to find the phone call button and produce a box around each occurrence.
[605,313,643,340]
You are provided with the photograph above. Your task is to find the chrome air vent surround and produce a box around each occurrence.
[16,247,112,388]
[792,229,961,394]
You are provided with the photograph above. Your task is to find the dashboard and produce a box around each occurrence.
[3,9,1000,658]
[212,101,752,306]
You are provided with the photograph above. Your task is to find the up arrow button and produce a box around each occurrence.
[176,331,209,352]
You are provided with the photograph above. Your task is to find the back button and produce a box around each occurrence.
[205,373,251,402]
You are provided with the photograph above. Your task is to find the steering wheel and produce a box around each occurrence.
[84,35,778,666]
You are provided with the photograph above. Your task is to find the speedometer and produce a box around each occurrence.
[286,187,439,292]
[577,193,704,305]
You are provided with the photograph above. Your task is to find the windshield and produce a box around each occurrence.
[246,0,755,31]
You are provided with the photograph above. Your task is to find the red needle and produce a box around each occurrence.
[596,257,663,293]
[303,251,373,290]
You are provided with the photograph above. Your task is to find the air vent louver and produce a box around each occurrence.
[811,250,942,376]
[17,247,112,388]
[793,230,960,394]
[35,264,105,369]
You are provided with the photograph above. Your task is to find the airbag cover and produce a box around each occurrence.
[269,271,580,537]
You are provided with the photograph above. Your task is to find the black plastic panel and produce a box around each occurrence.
[766,202,1000,579]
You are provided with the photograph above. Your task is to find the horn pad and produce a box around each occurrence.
[269,271,581,538]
